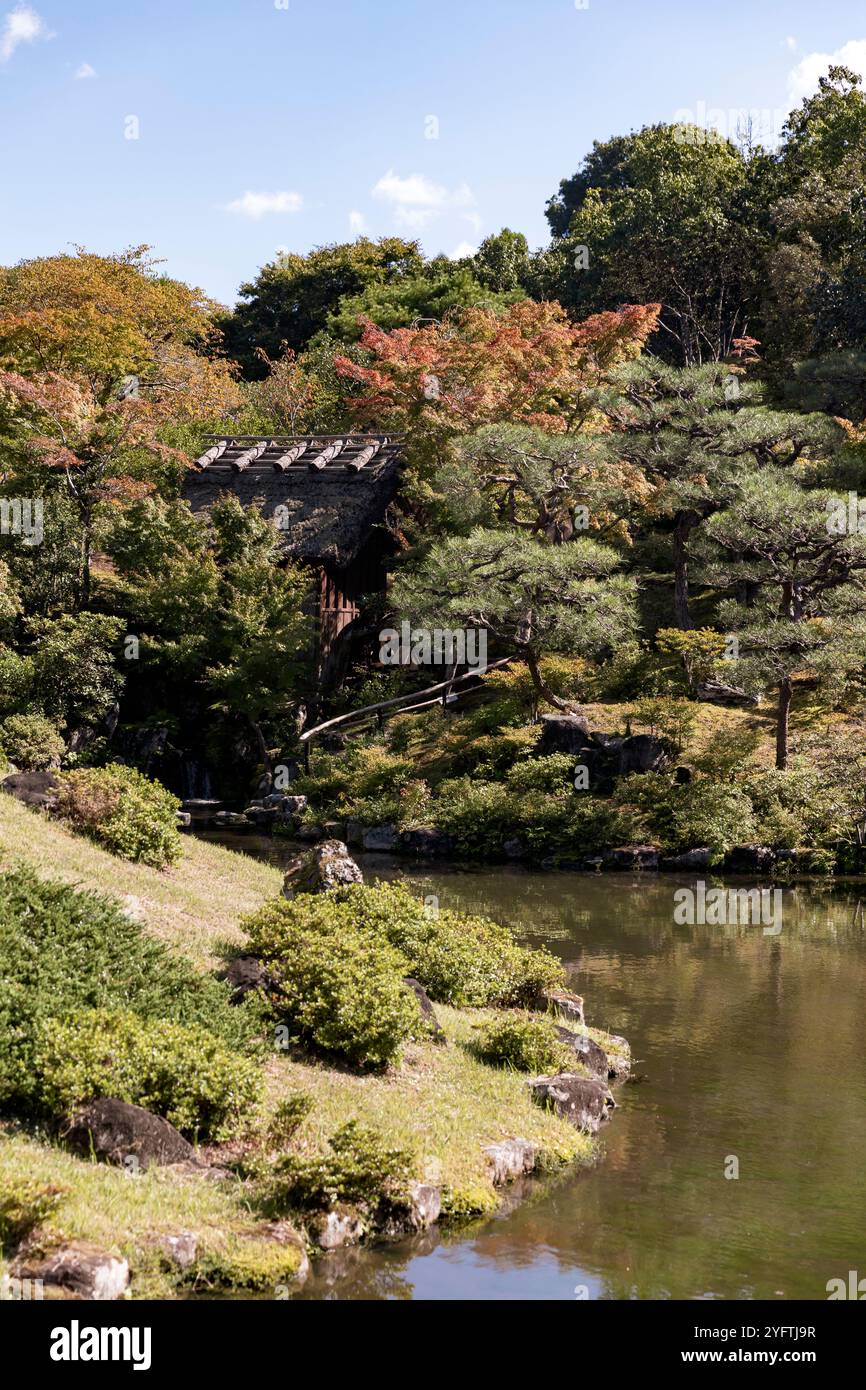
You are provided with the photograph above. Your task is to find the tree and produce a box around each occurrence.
[389,528,638,710]
[0,248,240,606]
[324,262,522,344]
[334,299,659,443]
[593,358,843,628]
[471,229,531,293]
[706,470,866,768]
[219,238,424,375]
[539,124,761,365]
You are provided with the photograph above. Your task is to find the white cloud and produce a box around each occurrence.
[74,61,96,80]
[372,169,475,230]
[450,241,478,260]
[224,190,303,219]
[788,37,866,104]
[783,36,797,53]
[348,209,367,235]
[1,5,50,64]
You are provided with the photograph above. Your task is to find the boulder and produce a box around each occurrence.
[603,844,660,871]
[527,1073,615,1133]
[12,1241,129,1300]
[159,1231,198,1270]
[483,1138,537,1186]
[282,840,363,897]
[724,844,776,874]
[555,1027,609,1080]
[63,1098,196,1172]
[399,827,452,857]
[345,818,364,847]
[403,977,446,1044]
[674,765,693,785]
[212,811,250,829]
[617,733,671,775]
[378,1183,442,1238]
[219,954,271,1004]
[1,770,59,810]
[175,810,192,829]
[361,823,399,852]
[537,714,591,756]
[502,837,527,860]
[295,822,325,842]
[533,988,585,1025]
[660,846,712,871]
[696,680,760,707]
[306,1207,365,1251]
[604,1036,632,1082]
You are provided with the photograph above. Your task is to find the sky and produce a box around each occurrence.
[1,0,865,306]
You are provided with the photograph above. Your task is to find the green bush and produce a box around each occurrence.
[244,896,419,1069]
[472,1011,575,1073]
[331,881,563,1007]
[615,772,755,856]
[0,1178,67,1252]
[0,712,65,771]
[505,754,575,794]
[259,1120,415,1216]
[55,763,181,867]
[267,1093,315,1147]
[0,867,260,1115]
[33,1007,262,1141]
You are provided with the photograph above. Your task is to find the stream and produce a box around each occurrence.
[207,834,866,1301]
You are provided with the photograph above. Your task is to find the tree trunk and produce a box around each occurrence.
[79,514,92,609]
[525,651,571,712]
[776,678,792,771]
[251,720,273,779]
[673,510,699,630]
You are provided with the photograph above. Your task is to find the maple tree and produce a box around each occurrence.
[333,299,659,441]
[0,247,240,604]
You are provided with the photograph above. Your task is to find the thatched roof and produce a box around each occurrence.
[182,435,403,567]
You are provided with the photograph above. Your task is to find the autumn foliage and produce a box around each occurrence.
[333,299,660,436]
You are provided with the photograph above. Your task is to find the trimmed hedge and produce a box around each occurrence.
[55,763,181,867]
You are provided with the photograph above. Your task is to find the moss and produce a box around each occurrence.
[181,1231,306,1293]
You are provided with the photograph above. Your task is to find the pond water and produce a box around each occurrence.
[208,834,866,1301]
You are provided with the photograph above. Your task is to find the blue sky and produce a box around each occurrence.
[1,0,865,305]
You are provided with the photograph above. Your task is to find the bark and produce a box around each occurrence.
[776,678,792,771]
[673,509,700,630]
[525,651,572,712]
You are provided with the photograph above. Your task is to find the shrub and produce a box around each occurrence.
[259,1121,416,1216]
[615,772,755,856]
[330,881,564,1007]
[472,1012,575,1073]
[55,763,181,867]
[267,1093,315,1147]
[505,754,575,795]
[244,896,419,1069]
[0,1178,67,1252]
[0,867,259,1115]
[0,712,65,771]
[33,1008,262,1141]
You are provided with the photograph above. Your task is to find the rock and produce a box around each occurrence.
[12,1241,129,1300]
[697,680,760,707]
[282,839,363,897]
[399,827,452,857]
[175,810,192,828]
[660,846,712,871]
[243,805,275,827]
[674,765,693,785]
[724,844,776,873]
[617,733,671,775]
[345,818,364,847]
[279,794,308,815]
[602,844,660,871]
[404,977,446,1044]
[533,988,585,1025]
[213,811,250,829]
[483,1138,537,1186]
[378,1182,442,1238]
[63,1098,196,1172]
[361,823,399,852]
[159,1231,198,1270]
[2,770,59,810]
[555,1027,609,1080]
[219,954,270,1004]
[537,714,591,756]
[306,1207,366,1251]
[261,1221,310,1283]
[295,822,325,842]
[604,1036,632,1082]
[180,799,223,825]
[527,1073,615,1134]
[502,837,527,860]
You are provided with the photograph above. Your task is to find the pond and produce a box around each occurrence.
[207,834,866,1301]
